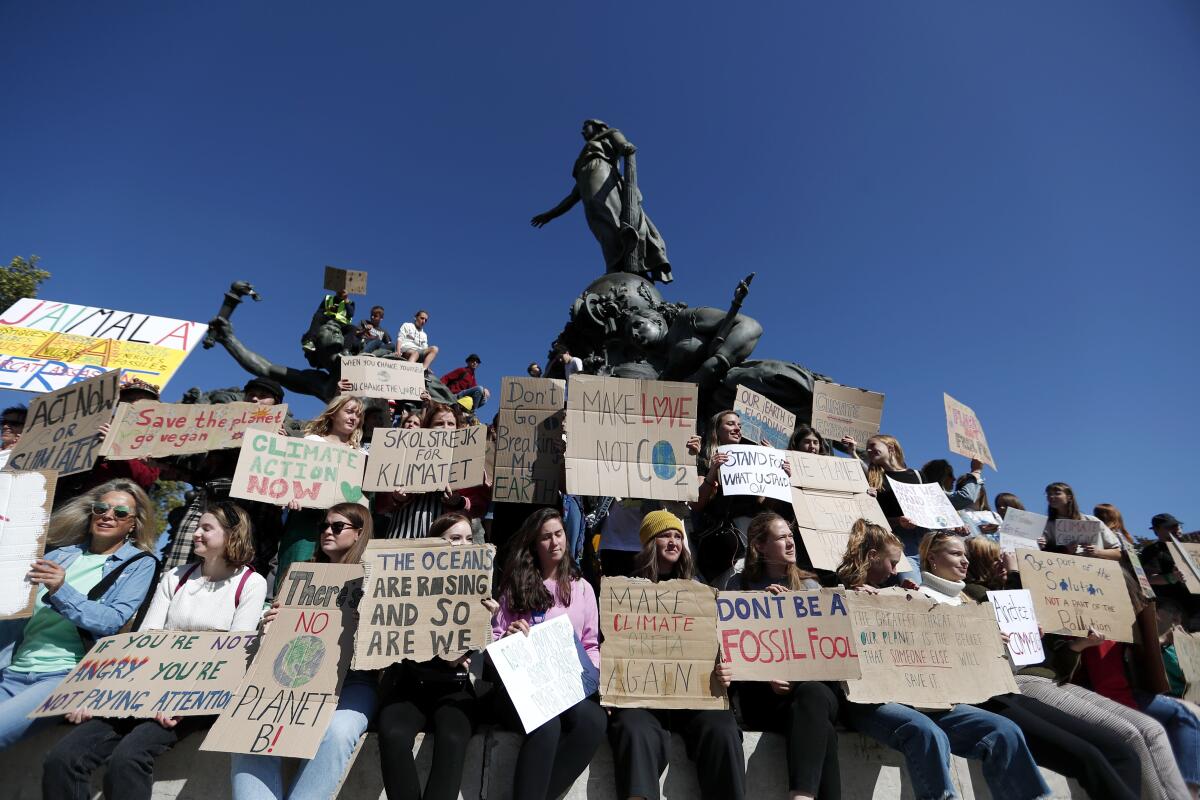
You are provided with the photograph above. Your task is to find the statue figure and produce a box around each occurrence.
[532,120,673,284]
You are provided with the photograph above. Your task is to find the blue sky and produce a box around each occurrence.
[2,2,1197,537]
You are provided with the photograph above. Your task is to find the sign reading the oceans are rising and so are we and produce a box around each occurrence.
[101,401,288,460]
[0,471,58,620]
[491,377,566,505]
[2,370,120,476]
[733,385,795,450]
[1017,549,1136,643]
[810,380,884,447]
[231,431,365,508]
[353,540,494,669]
[717,444,791,503]
[565,375,698,502]
[362,426,486,493]
[339,355,424,401]
[30,631,259,719]
[943,393,997,470]
[203,563,363,758]
[0,299,206,393]
[718,590,861,682]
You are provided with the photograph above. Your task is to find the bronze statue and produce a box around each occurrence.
[532,120,673,284]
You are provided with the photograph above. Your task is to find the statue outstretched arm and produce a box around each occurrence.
[531,187,581,227]
[207,316,337,401]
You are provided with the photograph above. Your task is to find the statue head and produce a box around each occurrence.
[306,318,352,370]
[625,309,669,350]
[582,119,607,139]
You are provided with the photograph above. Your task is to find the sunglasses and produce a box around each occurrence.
[320,521,359,534]
[91,502,133,519]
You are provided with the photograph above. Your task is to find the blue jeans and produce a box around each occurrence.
[896,528,927,585]
[454,386,487,410]
[362,338,390,354]
[0,667,70,749]
[230,677,377,799]
[847,702,1049,800]
[1137,691,1200,786]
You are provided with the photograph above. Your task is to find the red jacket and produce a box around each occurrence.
[440,366,477,394]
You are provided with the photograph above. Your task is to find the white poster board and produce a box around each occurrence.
[886,477,961,530]
[997,508,1047,554]
[986,589,1045,667]
[485,615,586,733]
[716,444,790,503]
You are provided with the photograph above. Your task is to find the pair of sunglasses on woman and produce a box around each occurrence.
[90,502,133,519]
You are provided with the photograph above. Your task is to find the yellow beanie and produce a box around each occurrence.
[639,509,685,547]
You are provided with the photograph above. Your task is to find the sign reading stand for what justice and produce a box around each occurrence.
[231,431,365,508]
[717,444,791,503]
[564,375,698,502]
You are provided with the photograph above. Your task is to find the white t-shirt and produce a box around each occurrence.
[564,356,584,381]
[139,564,267,632]
[398,322,429,352]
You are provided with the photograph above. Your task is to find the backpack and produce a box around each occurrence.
[173,563,255,607]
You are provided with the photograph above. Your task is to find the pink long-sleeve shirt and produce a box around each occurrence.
[492,577,600,668]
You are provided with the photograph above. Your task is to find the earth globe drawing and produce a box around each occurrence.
[272,635,326,687]
[651,440,676,479]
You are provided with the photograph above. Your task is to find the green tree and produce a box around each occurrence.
[150,480,190,534]
[0,255,51,311]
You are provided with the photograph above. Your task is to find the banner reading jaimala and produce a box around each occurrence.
[3,370,120,476]
[492,377,566,504]
[600,577,725,710]
[717,590,860,681]
[362,426,486,493]
[845,590,1017,709]
[565,375,698,502]
[1016,548,1135,643]
[30,631,259,719]
[202,563,363,758]
[230,431,365,508]
[101,401,288,460]
[354,540,494,669]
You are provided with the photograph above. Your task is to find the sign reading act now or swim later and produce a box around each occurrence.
[565,375,698,502]
[231,431,365,508]
[2,370,119,476]
[717,590,861,681]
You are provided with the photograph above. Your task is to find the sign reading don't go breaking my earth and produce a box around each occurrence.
[231,431,365,508]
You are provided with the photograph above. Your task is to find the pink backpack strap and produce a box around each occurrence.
[234,567,254,607]
[173,563,201,596]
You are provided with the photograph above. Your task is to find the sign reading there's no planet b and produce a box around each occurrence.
[230,431,365,508]
[717,444,791,503]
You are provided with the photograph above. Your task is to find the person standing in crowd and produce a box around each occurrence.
[358,305,393,354]
[398,309,439,369]
[854,434,924,584]
[721,513,840,800]
[0,404,26,469]
[606,510,744,800]
[42,502,266,800]
[302,287,356,352]
[441,354,490,411]
[491,508,606,800]
[551,343,583,381]
[788,422,829,455]
[994,491,1025,518]
[836,520,1052,800]
[527,362,543,378]
[375,513,499,800]
[1093,503,1138,547]
[0,480,159,748]
[1140,512,1193,595]
[920,458,986,511]
[1041,482,1122,560]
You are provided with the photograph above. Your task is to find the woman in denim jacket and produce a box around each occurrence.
[0,479,159,749]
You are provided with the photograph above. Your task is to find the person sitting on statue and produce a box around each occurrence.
[397,309,439,369]
[441,353,490,410]
[551,343,584,382]
[527,361,543,378]
[301,288,356,353]
[357,304,393,354]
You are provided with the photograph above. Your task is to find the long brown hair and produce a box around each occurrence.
[422,402,465,429]
[632,529,695,582]
[994,492,1025,515]
[1093,503,1135,545]
[204,501,255,568]
[499,508,579,615]
[836,518,901,589]
[865,434,907,491]
[313,503,373,564]
[699,409,740,471]
[742,512,815,590]
[1045,482,1081,521]
[965,536,1005,590]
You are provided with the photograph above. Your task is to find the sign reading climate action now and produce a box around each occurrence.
[717,590,861,681]
[231,431,365,508]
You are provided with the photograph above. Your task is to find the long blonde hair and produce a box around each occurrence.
[836,518,900,589]
[918,531,961,574]
[304,394,364,447]
[865,434,907,491]
[965,536,1005,589]
[47,479,158,553]
[700,410,739,471]
[742,512,815,590]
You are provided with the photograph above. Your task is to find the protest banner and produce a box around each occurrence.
[485,615,587,733]
[362,425,486,493]
[323,266,368,294]
[998,508,1048,554]
[943,393,997,469]
[100,401,288,460]
[886,477,962,530]
[354,540,494,669]
[791,487,901,572]
[2,370,120,476]
[717,444,790,503]
[844,590,1017,708]
[986,590,1045,667]
[810,380,884,447]
[202,563,364,758]
[0,471,57,619]
[30,631,259,719]
[1123,545,1155,601]
[564,375,698,502]
[1172,628,1200,704]
[1017,548,1136,643]
[785,450,869,493]
[492,377,566,504]
[0,298,206,393]
[339,355,424,401]
[733,385,795,450]
[1053,518,1110,550]
[959,510,1002,538]
[600,578,725,710]
[231,431,365,508]
[1167,541,1200,595]
[717,589,861,682]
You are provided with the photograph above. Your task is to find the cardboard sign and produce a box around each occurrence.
[886,477,962,530]
[492,377,566,504]
[810,380,884,447]
[1053,519,1108,550]
[717,444,791,503]
[323,266,368,295]
[733,385,795,450]
[959,510,1002,538]
[844,590,1018,709]
[943,393,997,469]
[30,631,259,719]
[1016,549,1136,643]
[0,471,57,619]
[1172,628,1200,704]
[203,563,364,758]
[599,578,725,710]
[339,355,424,401]
[717,590,861,681]
[785,451,869,493]
[230,431,365,509]
[0,298,206,393]
[564,375,698,501]
[1123,546,1155,601]
[101,401,288,460]
[791,487,900,572]
[362,426,486,493]
[486,614,587,733]
[353,540,494,669]
[998,508,1048,554]
[986,590,1045,667]
[1167,541,1200,595]
[2,370,120,475]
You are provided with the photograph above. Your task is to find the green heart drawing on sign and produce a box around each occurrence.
[340,482,363,503]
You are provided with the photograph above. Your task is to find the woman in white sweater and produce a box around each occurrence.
[42,502,267,800]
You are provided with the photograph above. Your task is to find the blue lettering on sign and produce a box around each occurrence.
[651,440,675,479]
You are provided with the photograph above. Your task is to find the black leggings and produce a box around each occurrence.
[496,693,607,800]
[985,693,1140,800]
[377,687,481,800]
[736,681,841,799]
[608,707,745,800]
